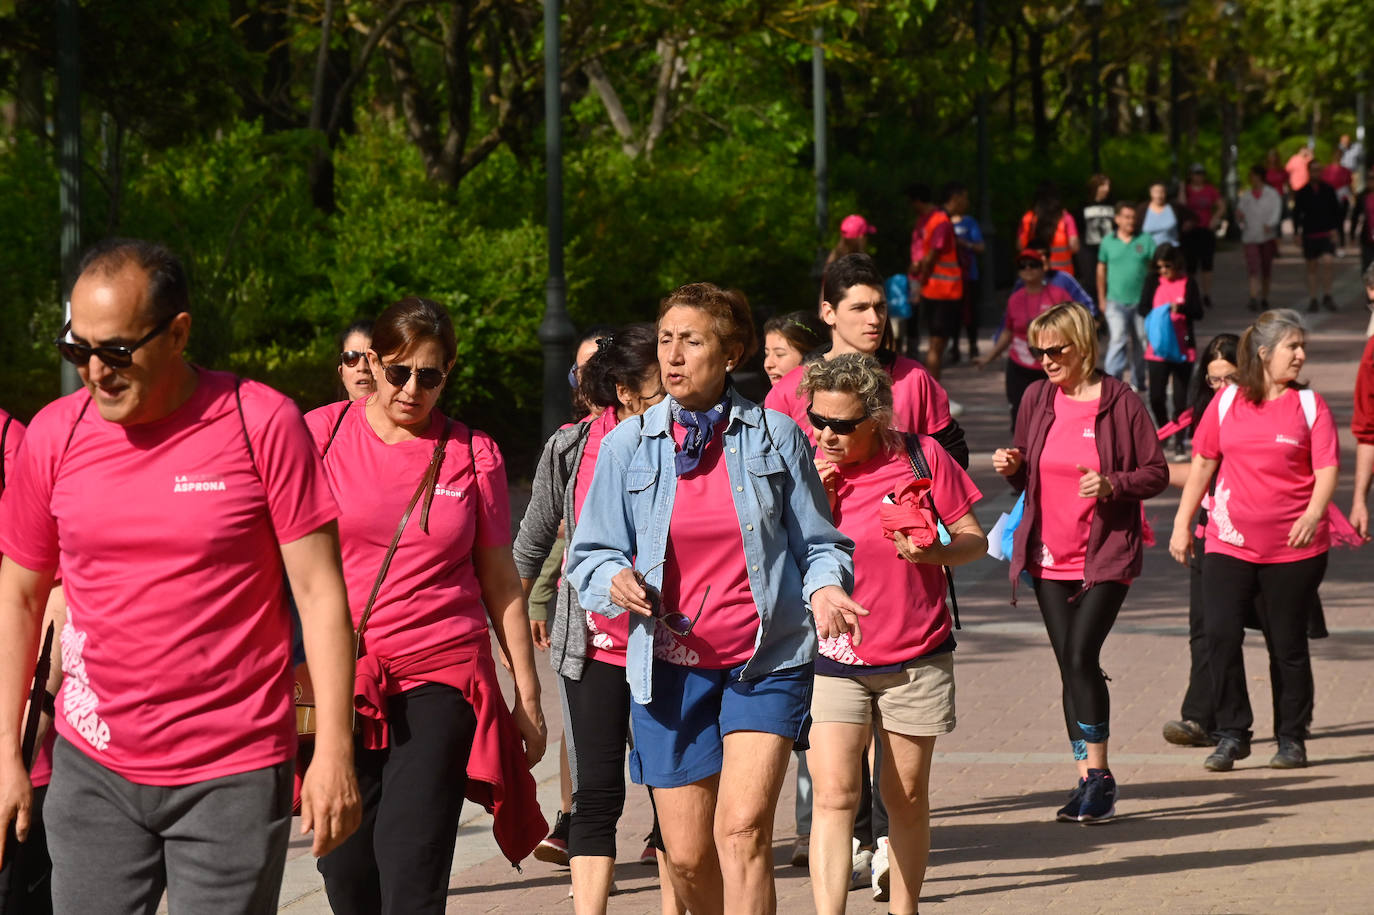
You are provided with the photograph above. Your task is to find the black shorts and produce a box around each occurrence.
[1302,235,1336,260]
[1182,226,1216,272]
[925,296,964,340]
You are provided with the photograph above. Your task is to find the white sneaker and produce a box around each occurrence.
[871,835,890,901]
[947,399,965,418]
[850,837,873,891]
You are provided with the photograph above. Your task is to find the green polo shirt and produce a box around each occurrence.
[1098,233,1156,304]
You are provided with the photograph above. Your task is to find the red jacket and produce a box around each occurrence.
[1354,335,1374,445]
[1007,375,1169,600]
[355,636,547,867]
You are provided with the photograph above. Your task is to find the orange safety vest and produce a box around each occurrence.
[1018,211,1075,272]
[921,209,963,300]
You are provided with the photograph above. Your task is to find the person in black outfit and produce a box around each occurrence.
[1292,163,1343,312]
[1136,243,1205,460]
[1349,163,1374,273]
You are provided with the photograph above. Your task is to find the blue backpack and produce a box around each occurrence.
[885,274,912,319]
[1144,304,1187,362]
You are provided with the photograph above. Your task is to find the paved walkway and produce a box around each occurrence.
[274,242,1373,913]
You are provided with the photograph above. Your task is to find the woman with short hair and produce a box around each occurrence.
[801,352,986,915]
[1170,310,1339,772]
[568,283,863,915]
[993,303,1168,823]
[310,296,548,914]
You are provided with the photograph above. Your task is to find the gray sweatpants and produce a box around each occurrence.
[45,738,292,915]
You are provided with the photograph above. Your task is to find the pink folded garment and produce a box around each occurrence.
[878,478,938,548]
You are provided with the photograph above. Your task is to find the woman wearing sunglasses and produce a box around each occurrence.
[513,324,685,915]
[335,318,376,401]
[800,353,985,915]
[306,297,548,914]
[973,248,1075,430]
[992,303,1168,824]
[567,283,861,915]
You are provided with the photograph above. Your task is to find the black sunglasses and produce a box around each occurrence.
[657,585,711,637]
[1028,342,1073,360]
[1017,261,1045,270]
[382,362,447,390]
[339,350,368,368]
[55,315,176,369]
[807,409,869,435]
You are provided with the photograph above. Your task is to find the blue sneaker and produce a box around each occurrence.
[1077,768,1117,823]
[1055,778,1087,822]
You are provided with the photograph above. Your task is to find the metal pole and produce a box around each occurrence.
[538,0,574,441]
[1090,13,1101,174]
[57,0,82,395]
[1169,36,1181,185]
[975,0,994,307]
[813,26,828,279]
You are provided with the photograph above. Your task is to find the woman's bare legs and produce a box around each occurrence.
[880,732,938,915]
[805,721,870,914]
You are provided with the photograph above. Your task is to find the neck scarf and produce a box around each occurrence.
[670,388,731,476]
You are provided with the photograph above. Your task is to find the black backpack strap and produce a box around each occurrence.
[0,415,12,489]
[59,396,94,471]
[902,433,960,630]
[234,377,262,483]
[321,403,351,459]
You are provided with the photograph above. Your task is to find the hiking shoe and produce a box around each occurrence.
[1247,297,1259,312]
[850,837,873,891]
[1077,769,1117,823]
[1307,298,1320,314]
[789,834,809,868]
[534,810,571,866]
[1056,777,1087,822]
[1204,736,1251,772]
[1322,294,1338,312]
[1163,719,1213,747]
[1270,738,1308,769]
[871,836,890,902]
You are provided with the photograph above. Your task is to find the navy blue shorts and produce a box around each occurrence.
[628,661,813,789]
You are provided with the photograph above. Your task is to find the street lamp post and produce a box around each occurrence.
[58,0,82,395]
[1085,0,1103,174]
[539,0,575,441]
[813,26,828,282]
[1159,0,1187,186]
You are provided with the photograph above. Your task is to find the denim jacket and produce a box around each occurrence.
[566,388,854,704]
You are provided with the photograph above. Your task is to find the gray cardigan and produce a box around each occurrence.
[512,420,597,681]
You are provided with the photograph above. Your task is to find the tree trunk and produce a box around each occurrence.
[1007,24,1018,137]
[1145,57,1161,133]
[1028,28,1049,156]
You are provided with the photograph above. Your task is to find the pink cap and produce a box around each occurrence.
[840,214,877,239]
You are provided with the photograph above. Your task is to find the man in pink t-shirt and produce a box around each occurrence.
[0,240,361,914]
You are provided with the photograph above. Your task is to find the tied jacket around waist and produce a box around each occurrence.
[565,388,855,705]
[1007,375,1169,600]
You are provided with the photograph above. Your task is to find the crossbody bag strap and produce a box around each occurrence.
[355,418,452,644]
[902,433,960,631]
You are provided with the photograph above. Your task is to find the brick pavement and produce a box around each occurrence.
[274,241,1374,914]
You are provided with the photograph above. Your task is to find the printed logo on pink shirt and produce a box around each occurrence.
[60,622,111,752]
[1275,434,1300,447]
[1211,481,1245,547]
[173,473,226,492]
[819,632,865,665]
[433,485,466,499]
[1038,543,1056,567]
[1082,427,1096,439]
[585,611,615,652]
[652,625,700,667]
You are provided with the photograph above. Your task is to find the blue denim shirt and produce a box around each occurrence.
[566,388,854,705]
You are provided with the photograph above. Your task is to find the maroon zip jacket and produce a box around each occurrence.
[1007,375,1169,601]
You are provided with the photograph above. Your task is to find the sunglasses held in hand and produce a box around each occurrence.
[635,559,709,637]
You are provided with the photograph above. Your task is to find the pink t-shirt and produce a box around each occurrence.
[766,354,953,445]
[0,371,338,785]
[1265,167,1287,193]
[819,438,980,668]
[573,408,629,666]
[1320,163,1352,191]
[1144,276,1195,362]
[1031,391,1100,579]
[1185,184,1222,226]
[1006,285,1074,369]
[653,422,758,670]
[1192,388,1340,564]
[1286,154,1310,191]
[0,410,44,783]
[306,400,510,693]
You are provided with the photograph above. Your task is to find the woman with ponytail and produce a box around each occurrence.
[1169,310,1339,772]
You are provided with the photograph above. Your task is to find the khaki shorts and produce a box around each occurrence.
[811,653,956,737]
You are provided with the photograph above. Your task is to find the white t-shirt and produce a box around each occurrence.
[1236,185,1283,244]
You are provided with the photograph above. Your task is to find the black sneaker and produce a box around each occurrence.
[534,810,571,866]
[1322,294,1338,312]
[1269,737,1308,769]
[1056,777,1087,822]
[1162,719,1213,747]
[1077,769,1117,823]
[1247,297,1259,312]
[1260,299,1269,310]
[1204,736,1251,772]
[1307,298,1320,314]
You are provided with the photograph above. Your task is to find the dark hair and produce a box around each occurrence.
[1153,242,1185,271]
[821,252,885,307]
[940,180,967,203]
[1029,182,1064,252]
[577,323,658,410]
[904,183,932,204]
[371,296,457,366]
[763,310,825,356]
[1087,173,1110,197]
[1187,333,1241,431]
[1114,199,1137,214]
[336,318,374,350]
[657,283,758,362]
[77,238,189,322]
[1249,163,1267,180]
[577,324,617,350]
[1237,309,1307,404]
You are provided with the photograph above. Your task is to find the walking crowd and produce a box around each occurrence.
[0,136,1371,915]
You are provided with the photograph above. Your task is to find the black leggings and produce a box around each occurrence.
[1033,579,1130,742]
[1147,359,1193,444]
[0,785,50,915]
[561,659,665,858]
[319,683,476,915]
[1202,552,1327,742]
